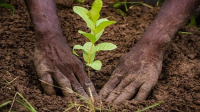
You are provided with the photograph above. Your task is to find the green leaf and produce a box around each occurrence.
[95,21,116,34]
[73,6,95,31]
[87,60,102,70]
[89,53,96,63]
[91,43,117,54]
[96,18,109,26]
[113,3,121,8]
[73,45,86,56]
[0,3,15,15]
[83,52,96,63]
[83,42,95,53]
[188,14,197,27]
[78,30,96,43]
[117,9,125,16]
[75,0,83,4]
[83,52,88,63]
[87,0,102,24]
[96,29,104,41]
[95,18,109,41]
[0,101,11,108]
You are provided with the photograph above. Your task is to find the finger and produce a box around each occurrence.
[73,60,98,98]
[52,71,73,96]
[99,75,122,99]
[34,49,56,95]
[134,82,153,101]
[66,72,89,98]
[99,67,126,99]
[56,64,89,98]
[40,72,56,95]
[71,78,89,98]
[113,80,142,105]
[105,73,137,102]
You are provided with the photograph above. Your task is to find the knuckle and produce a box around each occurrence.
[84,82,93,88]
[100,86,112,96]
[101,88,108,94]
[35,61,52,79]
[141,84,152,92]
[74,84,84,92]
[111,90,121,96]
[87,85,98,97]
[56,72,69,82]
[130,80,142,88]
[140,87,148,92]
[122,88,132,94]
[40,73,53,84]
[112,68,123,77]
[59,77,70,84]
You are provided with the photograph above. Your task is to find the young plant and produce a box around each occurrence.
[72,0,117,77]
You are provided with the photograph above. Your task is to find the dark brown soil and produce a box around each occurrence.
[0,0,200,112]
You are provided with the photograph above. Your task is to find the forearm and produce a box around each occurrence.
[139,0,200,48]
[24,0,64,41]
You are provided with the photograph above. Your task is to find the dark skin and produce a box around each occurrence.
[100,0,200,104]
[25,0,200,104]
[24,0,97,98]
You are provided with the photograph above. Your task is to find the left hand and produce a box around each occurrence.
[99,43,164,104]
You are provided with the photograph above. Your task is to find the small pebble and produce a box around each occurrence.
[187,53,196,59]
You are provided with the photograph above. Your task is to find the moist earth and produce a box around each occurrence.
[0,0,200,112]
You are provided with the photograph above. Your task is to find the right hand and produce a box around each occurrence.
[34,37,98,98]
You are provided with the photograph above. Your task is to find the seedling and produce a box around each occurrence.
[72,0,117,77]
[39,80,110,112]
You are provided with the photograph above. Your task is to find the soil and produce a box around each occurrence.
[0,0,200,112]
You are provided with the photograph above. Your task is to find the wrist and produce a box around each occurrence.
[25,0,64,42]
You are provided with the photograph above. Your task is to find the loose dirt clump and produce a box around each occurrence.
[0,0,200,111]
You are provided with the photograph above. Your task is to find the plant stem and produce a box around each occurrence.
[87,67,90,77]
[87,43,94,77]
[87,43,94,64]
[124,0,128,12]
